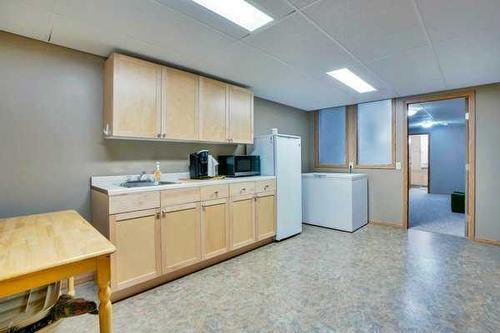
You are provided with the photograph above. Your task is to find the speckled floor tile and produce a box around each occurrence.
[54,225,500,333]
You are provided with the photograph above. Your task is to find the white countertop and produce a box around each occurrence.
[91,172,276,196]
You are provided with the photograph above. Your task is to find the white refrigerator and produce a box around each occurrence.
[251,133,302,240]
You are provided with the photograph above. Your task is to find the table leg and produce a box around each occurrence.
[96,255,112,333]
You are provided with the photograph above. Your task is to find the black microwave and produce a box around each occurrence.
[218,155,260,177]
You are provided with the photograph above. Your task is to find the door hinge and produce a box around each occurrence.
[465,112,470,120]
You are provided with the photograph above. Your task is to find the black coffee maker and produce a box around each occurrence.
[189,150,209,179]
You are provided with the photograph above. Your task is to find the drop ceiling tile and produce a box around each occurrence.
[156,0,294,39]
[303,0,428,62]
[126,1,237,63]
[289,0,318,9]
[365,45,445,97]
[244,13,356,77]
[434,34,500,89]
[49,14,127,56]
[416,0,500,43]
[199,41,353,110]
[0,1,54,41]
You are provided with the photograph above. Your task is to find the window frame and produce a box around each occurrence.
[313,99,396,170]
[313,107,349,169]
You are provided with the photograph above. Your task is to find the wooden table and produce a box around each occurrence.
[0,210,116,332]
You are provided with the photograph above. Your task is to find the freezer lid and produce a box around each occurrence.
[302,172,368,180]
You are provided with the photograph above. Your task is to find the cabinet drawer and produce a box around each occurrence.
[161,187,200,206]
[109,191,160,214]
[256,179,276,193]
[230,182,256,197]
[200,184,229,201]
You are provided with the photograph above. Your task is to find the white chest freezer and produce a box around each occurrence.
[302,173,368,232]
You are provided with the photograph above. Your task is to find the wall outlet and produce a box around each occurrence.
[395,162,402,170]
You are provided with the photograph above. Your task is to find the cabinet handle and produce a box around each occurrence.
[156,211,160,219]
[240,187,246,193]
[162,133,166,138]
[264,185,269,190]
[161,209,166,217]
[157,133,161,138]
[214,191,218,197]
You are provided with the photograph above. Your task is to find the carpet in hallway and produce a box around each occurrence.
[409,188,465,237]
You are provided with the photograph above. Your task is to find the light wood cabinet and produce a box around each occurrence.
[104,53,253,144]
[91,178,276,300]
[199,77,228,143]
[230,195,255,250]
[229,85,254,144]
[104,53,162,138]
[112,209,162,290]
[160,203,201,273]
[201,198,229,259]
[255,192,276,240]
[161,68,199,140]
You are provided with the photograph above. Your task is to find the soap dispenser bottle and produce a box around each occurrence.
[154,161,161,184]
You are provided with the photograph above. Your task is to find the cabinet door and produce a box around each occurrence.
[201,199,229,259]
[113,209,161,290]
[230,195,255,250]
[108,54,162,138]
[199,77,227,142]
[255,193,276,240]
[229,85,253,144]
[161,203,201,273]
[162,67,199,140]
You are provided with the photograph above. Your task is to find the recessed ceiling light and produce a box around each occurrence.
[191,0,273,31]
[326,68,376,93]
[408,105,422,117]
[421,121,434,129]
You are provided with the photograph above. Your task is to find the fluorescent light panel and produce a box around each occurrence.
[191,0,273,31]
[327,68,376,93]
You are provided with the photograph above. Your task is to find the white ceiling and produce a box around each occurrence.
[409,97,466,127]
[1,0,499,111]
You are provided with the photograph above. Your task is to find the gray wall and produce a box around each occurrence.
[475,83,500,241]
[410,125,466,195]
[253,98,311,172]
[0,32,310,220]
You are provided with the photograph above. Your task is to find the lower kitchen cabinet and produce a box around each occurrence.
[230,195,255,250]
[91,178,276,300]
[255,192,276,240]
[161,203,201,273]
[113,209,162,290]
[201,198,229,259]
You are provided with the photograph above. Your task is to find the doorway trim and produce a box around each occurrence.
[402,89,476,240]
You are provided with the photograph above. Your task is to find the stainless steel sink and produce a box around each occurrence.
[120,180,178,188]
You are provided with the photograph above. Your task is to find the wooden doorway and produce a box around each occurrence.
[403,90,475,239]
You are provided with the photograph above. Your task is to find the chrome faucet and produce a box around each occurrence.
[138,171,147,181]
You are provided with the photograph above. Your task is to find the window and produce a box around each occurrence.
[356,99,394,166]
[314,99,395,170]
[316,107,346,166]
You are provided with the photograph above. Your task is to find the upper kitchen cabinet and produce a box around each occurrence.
[103,53,254,144]
[104,53,162,139]
[229,85,254,144]
[162,67,199,140]
[199,77,228,143]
